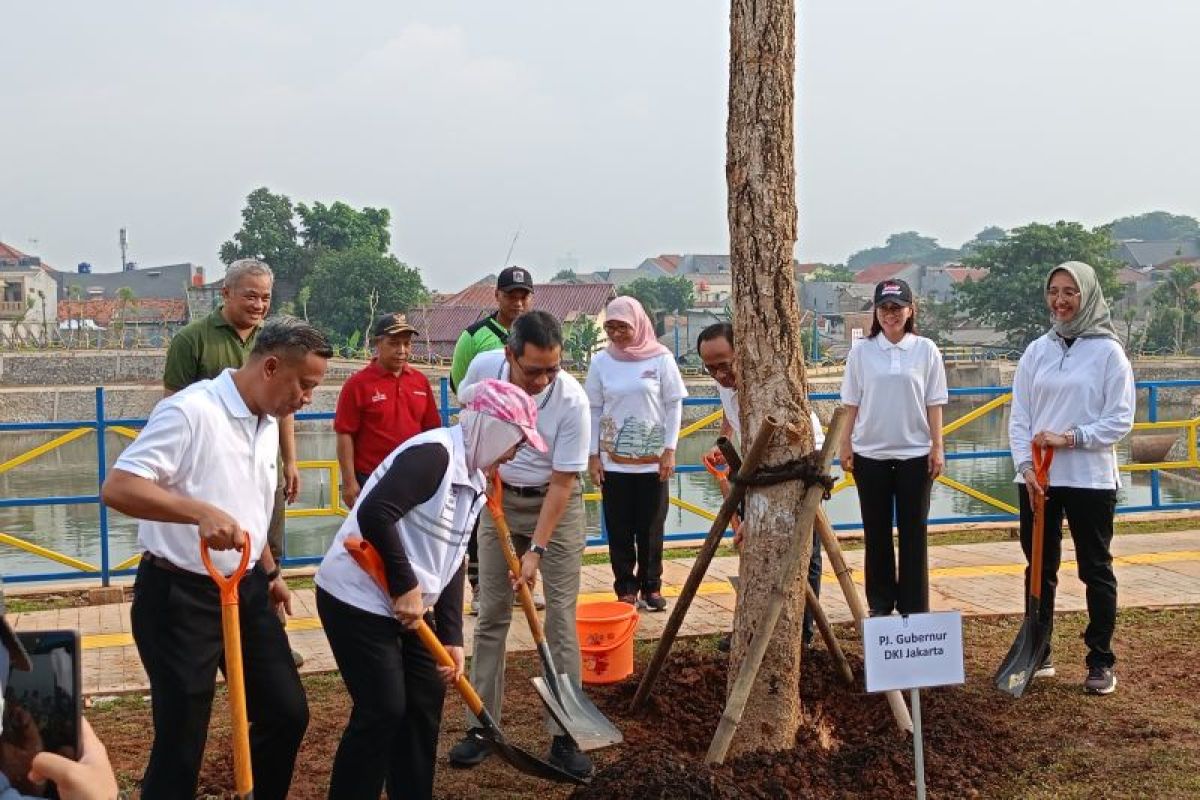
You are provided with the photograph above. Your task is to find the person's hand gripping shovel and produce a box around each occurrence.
[486,474,622,751]
[200,539,254,799]
[994,442,1055,698]
[341,535,586,785]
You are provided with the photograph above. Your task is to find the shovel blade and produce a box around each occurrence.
[533,674,623,751]
[469,727,587,786]
[993,603,1051,699]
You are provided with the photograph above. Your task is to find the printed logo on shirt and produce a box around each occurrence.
[371,391,388,403]
[640,369,658,380]
[412,391,426,397]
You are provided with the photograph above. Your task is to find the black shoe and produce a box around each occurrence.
[1084,665,1117,695]
[448,733,491,768]
[717,633,732,653]
[548,735,594,779]
[641,591,668,612]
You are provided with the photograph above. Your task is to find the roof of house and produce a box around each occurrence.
[795,263,824,275]
[1116,239,1200,269]
[442,282,616,320]
[408,305,491,344]
[57,297,188,325]
[0,241,58,274]
[943,267,989,284]
[852,261,917,285]
[1117,266,1153,285]
[56,262,200,300]
[653,255,682,274]
[676,254,731,275]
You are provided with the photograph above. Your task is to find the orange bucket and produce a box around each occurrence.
[577,601,640,685]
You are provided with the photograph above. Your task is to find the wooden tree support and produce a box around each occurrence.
[815,508,914,734]
[804,583,854,685]
[705,409,846,765]
[628,416,781,713]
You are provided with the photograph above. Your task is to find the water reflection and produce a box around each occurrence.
[1,401,1195,576]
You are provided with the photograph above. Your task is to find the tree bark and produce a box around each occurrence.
[727,0,814,756]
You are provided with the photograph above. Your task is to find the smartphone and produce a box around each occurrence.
[1,630,82,799]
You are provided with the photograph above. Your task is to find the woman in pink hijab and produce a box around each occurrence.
[584,296,688,611]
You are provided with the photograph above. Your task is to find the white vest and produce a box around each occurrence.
[315,426,486,617]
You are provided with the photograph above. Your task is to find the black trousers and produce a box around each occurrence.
[603,471,669,596]
[803,534,823,645]
[130,558,309,800]
[317,588,447,800]
[1018,485,1118,668]
[852,454,932,615]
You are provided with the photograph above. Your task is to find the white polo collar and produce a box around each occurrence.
[874,333,916,352]
[214,368,256,419]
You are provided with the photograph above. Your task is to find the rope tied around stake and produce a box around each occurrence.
[729,451,835,499]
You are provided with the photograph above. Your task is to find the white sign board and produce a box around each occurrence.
[851,327,864,346]
[863,612,965,693]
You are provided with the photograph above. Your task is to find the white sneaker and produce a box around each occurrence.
[1033,658,1055,679]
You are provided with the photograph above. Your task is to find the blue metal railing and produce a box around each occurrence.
[1,378,1198,585]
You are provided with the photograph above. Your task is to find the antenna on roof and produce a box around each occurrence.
[502,225,522,269]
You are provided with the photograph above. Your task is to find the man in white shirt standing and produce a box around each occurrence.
[447,310,595,780]
[697,322,825,647]
[101,316,332,800]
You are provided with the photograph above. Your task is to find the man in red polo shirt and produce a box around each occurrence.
[335,313,441,509]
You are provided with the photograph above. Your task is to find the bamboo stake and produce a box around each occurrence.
[815,509,914,734]
[804,583,854,685]
[629,416,781,713]
[705,409,845,765]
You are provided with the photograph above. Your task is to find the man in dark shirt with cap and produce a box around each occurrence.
[335,313,442,509]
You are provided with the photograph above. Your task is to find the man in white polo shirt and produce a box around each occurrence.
[696,321,826,647]
[447,310,595,780]
[101,316,332,800]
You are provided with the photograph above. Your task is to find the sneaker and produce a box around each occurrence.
[468,583,479,616]
[717,633,732,653]
[1084,666,1117,695]
[1033,657,1055,679]
[641,591,667,612]
[291,648,305,668]
[617,593,638,606]
[448,734,491,767]
[548,734,594,779]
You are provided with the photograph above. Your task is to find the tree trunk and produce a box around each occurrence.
[727,0,815,756]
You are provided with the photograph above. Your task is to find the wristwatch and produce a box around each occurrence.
[265,566,282,582]
[529,543,548,558]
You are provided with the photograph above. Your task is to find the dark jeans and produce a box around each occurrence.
[130,558,309,800]
[803,533,823,644]
[317,588,447,800]
[1018,485,1118,669]
[852,454,932,615]
[603,471,669,596]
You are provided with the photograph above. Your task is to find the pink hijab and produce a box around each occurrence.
[605,296,671,362]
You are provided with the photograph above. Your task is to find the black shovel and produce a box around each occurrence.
[994,443,1055,698]
[486,477,622,751]
[343,536,586,785]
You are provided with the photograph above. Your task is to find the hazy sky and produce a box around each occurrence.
[3,1,1199,291]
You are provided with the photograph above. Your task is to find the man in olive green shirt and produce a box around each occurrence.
[163,259,304,666]
[448,266,534,392]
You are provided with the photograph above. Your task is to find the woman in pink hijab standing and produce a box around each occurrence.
[585,296,688,611]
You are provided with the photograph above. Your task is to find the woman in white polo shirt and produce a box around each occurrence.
[839,279,948,617]
[1009,261,1134,696]
[314,379,546,800]
[585,296,687,611]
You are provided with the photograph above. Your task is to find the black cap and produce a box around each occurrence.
[874,279,913,307]
[497,266,534,293]
[0,582,32,672]
[371,313,418,339]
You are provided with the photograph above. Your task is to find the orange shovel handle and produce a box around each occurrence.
[200,538,252,606]
[1028,443,1055,600]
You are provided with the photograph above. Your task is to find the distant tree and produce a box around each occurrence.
[113,286,136,347]
[847,231,958,270]
[1107,211,1200,242]
[957,221,1123,347]
[296,201,391,253]
[960,225,1007,255]
[655,276,695,314]
[565,316,602,366]
[808,263,854,282]
[1142,264,1200,354]
[915,297,957,347]
[219,188,306,296]
[618,277,661,317]
[302,247,429,344]
[552,268,578,282]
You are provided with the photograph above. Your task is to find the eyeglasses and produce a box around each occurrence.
[702,361,734,377]
[514,359,561,380]
[1046,288,1080,299]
